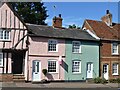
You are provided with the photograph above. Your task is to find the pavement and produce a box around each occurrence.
[0,82,120,88]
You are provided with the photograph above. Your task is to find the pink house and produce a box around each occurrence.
[0,2,28,81]
[27,15,66,81]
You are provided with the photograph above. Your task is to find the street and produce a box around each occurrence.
[2,87,119,90]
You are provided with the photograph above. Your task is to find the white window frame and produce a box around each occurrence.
[48,60,58,73]
[112,63,119,75]
[0,53,3,67]
[112,43,119,55]
[72,41,81,53]
[48,39,58,52]
[72,60,81,73]
[0,29,10,41]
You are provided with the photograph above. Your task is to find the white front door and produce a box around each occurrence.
[32,60,41,81]
[87,63,93,78]
[103,64,109,80]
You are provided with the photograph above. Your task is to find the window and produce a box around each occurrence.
[72,41,81,53]
[0,53,3,67]
[112,63,118,75]
[0,29,10,40]
[112,43,118,55]
[48,60,57,73]
[72,60,81,73]
[48,40,57,52]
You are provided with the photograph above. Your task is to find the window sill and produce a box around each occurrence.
[72,72,81,74]
[72,52,82,54]
[112,73,119,76]
[48,72,58,74]
[112,53,119,56]
[0,40,11,42]
[48,51,58,53]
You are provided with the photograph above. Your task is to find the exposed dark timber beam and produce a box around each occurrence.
[1,28,27,30]
[13,34,27,49]
[22,29,25,49]
[6,53,8,73]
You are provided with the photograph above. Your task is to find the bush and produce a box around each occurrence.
[116,78,120,83]
[94,77,101,83]
[109,78,120,83]
[109,79,117,83]
[94,77,107,84]
[42,69,47,76]
[101,78,108,84]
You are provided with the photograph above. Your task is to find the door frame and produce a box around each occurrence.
[32,60,41,81]
[103,64,109,80]
[12,50,25,74]
[86,62,93,79]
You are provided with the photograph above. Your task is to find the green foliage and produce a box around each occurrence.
[10,2,48,25]
[116,78,120,83]
[109,78,120,83]
[42,69,47,75]
[101,78,108,84]
[93,77,101,83]
[68,24,81,29]
[93,77,107,84]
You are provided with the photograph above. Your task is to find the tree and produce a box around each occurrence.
[10,2,48,25]
[68,24,81,29]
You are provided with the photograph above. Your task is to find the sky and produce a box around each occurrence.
[44,2,119,28]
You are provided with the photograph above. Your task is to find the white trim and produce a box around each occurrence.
[86,30,100,40]
[111,42,119,55]
[0,53,3,67]
[72,60,81,73]
[48,39,58,52]
[0,29,11,41]
[72,41,81,53]
[112,63,119,76]
[48,59,58,73]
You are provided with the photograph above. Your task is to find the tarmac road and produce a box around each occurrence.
[2,87,119,90]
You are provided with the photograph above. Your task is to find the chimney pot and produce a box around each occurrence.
[101,10,112,26]
[106,10,109,14]
[52,14,63,28]
[59,14,61,18]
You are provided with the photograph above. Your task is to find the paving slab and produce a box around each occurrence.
[1,82,119,88]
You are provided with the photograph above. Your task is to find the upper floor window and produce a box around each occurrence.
[48,40,58,52]
[72,41,81,53]
[0,53,3,67]
[48,60,58,73]
[112,43,118,55]
[0,29,10,40]
[112,63,118,75]
[72,60,81,73]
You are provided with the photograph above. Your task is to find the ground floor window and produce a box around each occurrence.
[72,60,81,73]
[112,63,118,75]
[0,53,3,67]
[48,60,57,73]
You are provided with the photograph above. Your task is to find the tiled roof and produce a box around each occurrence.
[85,19,120,40]
[27,24,98,41]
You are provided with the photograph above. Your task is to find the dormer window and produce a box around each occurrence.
[0,29,10,41]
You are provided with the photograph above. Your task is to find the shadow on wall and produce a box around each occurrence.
[61,60,68,72]
[46,60,68,80]
[46,73,54,80]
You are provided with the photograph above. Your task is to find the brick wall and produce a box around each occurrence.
[0,74,13,82]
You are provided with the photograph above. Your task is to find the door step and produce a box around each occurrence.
[13,74,25,82]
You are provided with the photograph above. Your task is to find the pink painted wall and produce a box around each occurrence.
[28,37,65,81]
[0,3,27,49]
[0,3,28,81]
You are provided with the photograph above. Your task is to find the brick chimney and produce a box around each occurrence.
[52,14,63,28]
[101,10,112,26]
